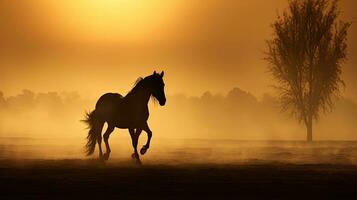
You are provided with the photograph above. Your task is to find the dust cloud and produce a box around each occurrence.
[0,89,356,164]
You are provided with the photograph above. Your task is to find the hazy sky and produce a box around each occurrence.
[0,0,356,101]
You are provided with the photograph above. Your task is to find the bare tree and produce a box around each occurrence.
[266,0,350,142]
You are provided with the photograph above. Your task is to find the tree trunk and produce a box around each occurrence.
[306,116,313,142]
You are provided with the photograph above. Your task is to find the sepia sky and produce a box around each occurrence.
[0,0,356,101]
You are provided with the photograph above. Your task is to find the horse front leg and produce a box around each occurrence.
[129,128,142,164]
[140,123,152,155]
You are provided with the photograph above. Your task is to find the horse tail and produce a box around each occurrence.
[82,110,101,156]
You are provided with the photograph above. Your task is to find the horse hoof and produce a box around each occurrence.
[131,153,142,165]
[103,153,110,160]
[134,158,142,165]
[140,147,148,155]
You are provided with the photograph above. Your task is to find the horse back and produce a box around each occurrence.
[95,92,149,128]
[95,93,123,110]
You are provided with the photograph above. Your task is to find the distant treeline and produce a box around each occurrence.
[0,88,356,140]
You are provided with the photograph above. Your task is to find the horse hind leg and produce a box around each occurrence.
[96,121,105,160]
[103,124,115,160]
[129,128,142,164]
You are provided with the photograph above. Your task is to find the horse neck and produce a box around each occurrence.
[126,82,151,105]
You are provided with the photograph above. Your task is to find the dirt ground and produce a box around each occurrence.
[1,139,357,199]
[1,159,357,199]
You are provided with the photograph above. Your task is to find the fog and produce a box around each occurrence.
[0,88,356,163]
[1,88,356,140]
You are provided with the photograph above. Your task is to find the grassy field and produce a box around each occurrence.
[1,138,357,199]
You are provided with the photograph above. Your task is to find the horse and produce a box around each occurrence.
[83,71,166,164]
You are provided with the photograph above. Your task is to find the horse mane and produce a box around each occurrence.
[125,75,158,105]
[126,77,143,95]
[134,77,144,87]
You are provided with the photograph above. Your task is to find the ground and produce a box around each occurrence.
[1,139,357,199]
[1,159,357,199]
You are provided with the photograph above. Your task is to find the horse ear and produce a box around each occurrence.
[153,71,157,75]
[160,71,164,77]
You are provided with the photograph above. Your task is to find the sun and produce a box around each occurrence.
[45,0,181,42]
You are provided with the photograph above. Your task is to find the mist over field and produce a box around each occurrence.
[0,88,356,163]
[1,88,357,141]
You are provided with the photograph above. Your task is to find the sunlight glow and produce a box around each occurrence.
[47,0,181,42]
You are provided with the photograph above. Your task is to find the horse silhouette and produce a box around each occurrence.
[83,71,166,164]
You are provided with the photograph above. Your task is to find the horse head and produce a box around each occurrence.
[150,71,166,106]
